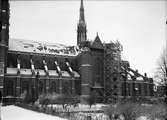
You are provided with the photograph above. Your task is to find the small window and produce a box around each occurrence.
[2,25,6,29]
[113,77,117,81]
[114,85,117,89]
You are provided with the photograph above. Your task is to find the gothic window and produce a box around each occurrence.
[113,77,117,81]
[144,83,147,96]
[21,79,29,94]
[113,85,117,89]
[5,79,15,96]
[38,81,44,95]
[46,57,55,70]
[2,24,7,29]
[113,92,118,96]
[33,57,43,69]
[94,57,102,84]
[7,53,17,68]
[127,83,131,96]
[121,82,125,96]
[20,57,30,69]
[149,84,153,96]
[49,81,57,93]
[58,58,66,71]
[62,80,72,95]
[75,80,81,95]
[138,83,142,96]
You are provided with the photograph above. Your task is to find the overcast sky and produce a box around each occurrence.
[9,0,167,77]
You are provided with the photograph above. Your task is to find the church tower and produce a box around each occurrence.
[77,0,87,46]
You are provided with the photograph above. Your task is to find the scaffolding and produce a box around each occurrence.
[104,41,122,103]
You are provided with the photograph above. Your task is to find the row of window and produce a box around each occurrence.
[4,78,81,96]
[121,82,154,96]
[7,53,78,71]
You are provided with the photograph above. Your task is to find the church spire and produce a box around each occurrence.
[79,0,85,22]
[77,0,87,46]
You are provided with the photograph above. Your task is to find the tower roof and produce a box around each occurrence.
[79,0,85,22]
[77,0,87,46]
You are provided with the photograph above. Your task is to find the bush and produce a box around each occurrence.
[20,90,34,104]
[38,93,80,109]
[106,102,141,120]
[147,103,167,120]
[104,101,167,120]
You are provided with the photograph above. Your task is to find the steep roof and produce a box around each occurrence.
[9,38,79,56]
[91,33,104,49]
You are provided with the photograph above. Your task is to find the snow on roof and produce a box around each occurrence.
[9,38,79,56]
[61,71,71,77]
[48,70,58,76]
[36,69,46,76]
[20,69,32,75]
[2,105,67,120]
[136,76,144,81]
[73,71,80,78]
[7,68,17,75]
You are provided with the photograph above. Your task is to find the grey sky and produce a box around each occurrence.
[9,0,167,77]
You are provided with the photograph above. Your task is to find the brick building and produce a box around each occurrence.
[0,0,154,103]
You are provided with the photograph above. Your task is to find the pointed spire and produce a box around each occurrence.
[81,0,84,9]
[79,0,85,22]
[95,32,100,42]
[77,0,87,46]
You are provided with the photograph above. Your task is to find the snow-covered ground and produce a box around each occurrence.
[1,105,67,120]
[48,103,108,112]
[1,105,161,120]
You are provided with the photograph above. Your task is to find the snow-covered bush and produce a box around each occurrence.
[104,102,167,120]
[38,93,80,110]
[146,103,167,120]
[20,90,34,104]
[104,102,142,120]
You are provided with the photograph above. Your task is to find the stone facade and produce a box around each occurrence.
[0,0,154,104]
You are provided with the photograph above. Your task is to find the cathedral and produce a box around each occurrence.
[0,0,154,104]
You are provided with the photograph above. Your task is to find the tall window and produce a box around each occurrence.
[38,81,44,95]
[49,81,58,93]
[62,80,72,95]
[138,83,142,96]
[7,53,17,68]
[20,56,30,68]
[5,79,15,96]
[144,83,147,96]
[122,82,126,96]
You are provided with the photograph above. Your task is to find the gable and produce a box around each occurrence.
[91,35,104,49]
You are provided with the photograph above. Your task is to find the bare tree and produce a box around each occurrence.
[154,48,167,84]
[155,47,167,101]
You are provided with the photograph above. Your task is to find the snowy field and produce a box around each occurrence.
[1,105,67,120]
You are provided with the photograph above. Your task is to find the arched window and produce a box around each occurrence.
[38,81,43,95]
[94,57,102,84]
[49,81,57,93]
[62,80,72,95]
